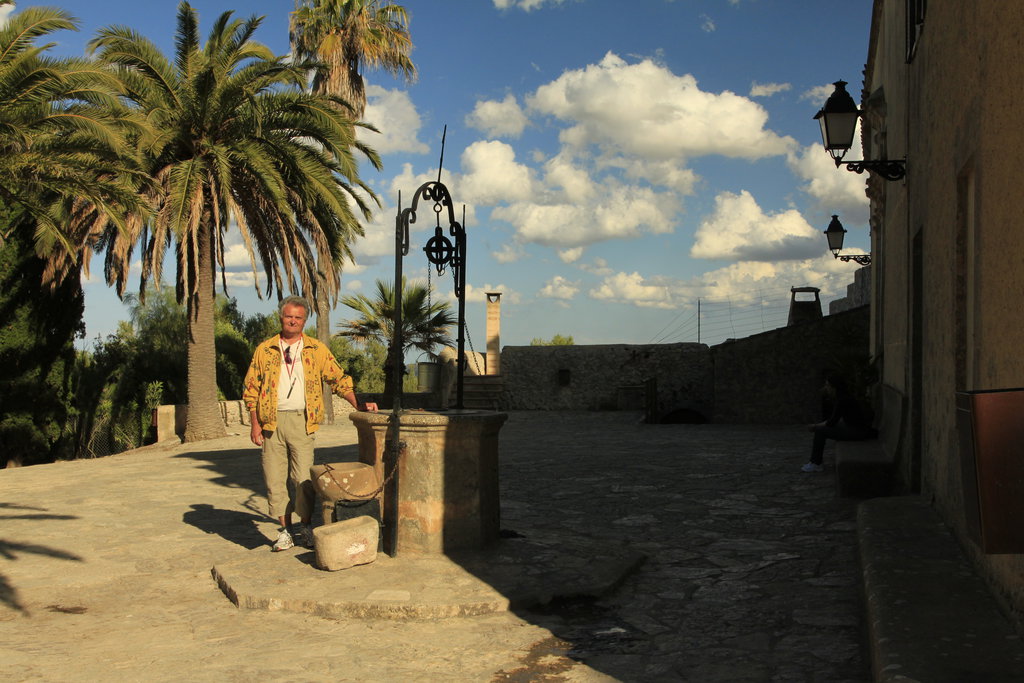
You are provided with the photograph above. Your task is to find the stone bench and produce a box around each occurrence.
[859,496,1024,681]
[835,383,903,498]
[835,439,893,498]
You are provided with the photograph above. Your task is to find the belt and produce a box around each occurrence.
[278,409,305,413]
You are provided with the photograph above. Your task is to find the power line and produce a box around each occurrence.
[642,278,839,346]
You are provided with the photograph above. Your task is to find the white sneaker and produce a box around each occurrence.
[801,462,824,473]
[272,528,294,552]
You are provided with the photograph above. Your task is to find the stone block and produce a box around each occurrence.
[311,462,381,526]
[311,462,379,500]
[335,498,383,552]
[154,404,187,442]
[313,516,378,571]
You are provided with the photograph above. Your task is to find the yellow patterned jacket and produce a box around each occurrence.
[242,334,355,434]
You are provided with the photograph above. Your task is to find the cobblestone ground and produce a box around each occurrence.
[0,411,866,682]
[496,412,867,682]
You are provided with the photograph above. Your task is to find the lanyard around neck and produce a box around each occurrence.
[281,340,302,399]
[281,340,301,379]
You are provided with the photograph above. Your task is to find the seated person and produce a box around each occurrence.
[802,373,875,472]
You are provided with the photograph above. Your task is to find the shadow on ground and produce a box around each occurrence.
[173,443,360,547]
[1,503,82,614]
[183,504,269,550]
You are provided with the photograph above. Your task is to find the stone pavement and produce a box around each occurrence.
[1,411,867,681]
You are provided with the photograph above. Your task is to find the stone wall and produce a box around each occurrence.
[151,308,870,440]
[500,343,713,418]
[155,397,357,442]
[498,307,869,424]
[828,265,871,314]
[711,306,871,424]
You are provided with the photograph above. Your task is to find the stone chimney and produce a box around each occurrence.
[485,292,501,375]
[787,287,822,326]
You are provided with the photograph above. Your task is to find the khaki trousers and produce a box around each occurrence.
[261,410,315,520]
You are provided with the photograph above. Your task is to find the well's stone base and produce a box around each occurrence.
[212,531,644,619]
[350,409,507,555]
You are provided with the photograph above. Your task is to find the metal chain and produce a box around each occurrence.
[454,268,484,374]
[318,459,398,501]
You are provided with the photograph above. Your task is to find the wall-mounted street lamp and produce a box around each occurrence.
[814,80,906,181]
[824,214,871,266]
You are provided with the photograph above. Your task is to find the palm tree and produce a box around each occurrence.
[0,6,146,467]
[337,278,455,396]
[290,0,417,401]
[0,6,144,277]
[90,2,381,442]
[289,0,415,120]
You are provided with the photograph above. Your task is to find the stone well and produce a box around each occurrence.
[348,409,508,556]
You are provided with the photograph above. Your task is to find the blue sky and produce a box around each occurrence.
[10,0,873,349]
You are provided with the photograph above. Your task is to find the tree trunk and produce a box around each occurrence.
[183,226,227,443]
[316,287,334,424]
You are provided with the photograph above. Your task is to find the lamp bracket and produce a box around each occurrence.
[837,254,873,266]
[836,158,906,182]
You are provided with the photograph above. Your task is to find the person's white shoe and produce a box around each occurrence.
[272,528,294,551]
[801,462,824,473]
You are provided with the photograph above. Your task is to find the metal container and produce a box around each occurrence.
[416,361,441,393]
[956,388,1024,553]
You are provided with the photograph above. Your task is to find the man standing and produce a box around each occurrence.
[243,296,375,551]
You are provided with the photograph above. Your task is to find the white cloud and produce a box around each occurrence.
[350,163,486,267]
[362,85,430,155]
[0,5,14,26]
[543,153,597,203]
[223,241,255,269]
[590,256,857,315]
[528,52,796,165]
[492,242,526,264]
[700,14,716,32]
[334,260,366,279]
[458,140,536,204]
[590,272,674,309]
[678,257,855,304]
[579,257,612,276]
[558,247,583,263]
[610,157,698,195]
[788,142,869,223]
[465,94,529,138]
[803,83,837,105]
[750,82,791,98]
[222,271,266,289]
[441,52,808,258]
[690,190,822,262]
[492,0,570,10]
[462,283,521,305]
[349,212,393,266]
[493,183,678,249]
[539,275,579,300]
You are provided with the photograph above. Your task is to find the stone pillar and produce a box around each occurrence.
[348,410,508,555]
[154,404,188,442]
[485,292,501,376]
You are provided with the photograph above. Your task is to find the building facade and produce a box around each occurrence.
[863,1,1024,616]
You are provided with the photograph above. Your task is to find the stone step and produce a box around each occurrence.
[858,496,1024,681]
[462,375,505,385]
[442,375,505,410]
